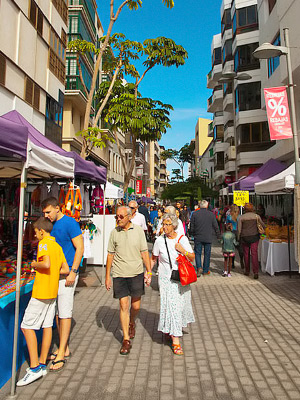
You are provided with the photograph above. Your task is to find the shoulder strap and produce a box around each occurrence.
[177,234,184,243]
[164,235,173,270]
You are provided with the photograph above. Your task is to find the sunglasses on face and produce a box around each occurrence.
[163,223,172,227]
[115,214,128,220]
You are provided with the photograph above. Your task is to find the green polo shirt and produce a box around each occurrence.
[107,223,148,278]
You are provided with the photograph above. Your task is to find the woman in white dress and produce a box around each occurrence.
[151,213,195,355]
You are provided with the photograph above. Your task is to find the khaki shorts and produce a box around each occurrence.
[21,297,56,330]
[56,274,79,319]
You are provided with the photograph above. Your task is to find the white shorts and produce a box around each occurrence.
[21,297,56,330]
[56,274,79,319]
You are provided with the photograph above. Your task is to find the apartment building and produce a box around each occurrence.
[257,0,300,165]
[0,0,67,144]
[207,0,275,189]
[194,117,213,177]
[62,0,111,172]
[158,145,168,194]
[149,141,160,197]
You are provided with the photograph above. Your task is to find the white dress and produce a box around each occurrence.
[152,234,195,337]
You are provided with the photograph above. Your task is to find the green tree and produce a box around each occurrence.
[161,142,195,181]
[67,0,175,159]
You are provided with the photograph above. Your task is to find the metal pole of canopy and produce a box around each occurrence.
[101,186,106,286]
[10,163,27,396]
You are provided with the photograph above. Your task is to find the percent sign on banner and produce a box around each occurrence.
[264,86,293,141]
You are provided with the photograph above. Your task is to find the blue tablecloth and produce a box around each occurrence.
[0,290,32,388]
[0,280,34,309]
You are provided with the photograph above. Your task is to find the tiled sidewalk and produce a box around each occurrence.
[2,244,300,400]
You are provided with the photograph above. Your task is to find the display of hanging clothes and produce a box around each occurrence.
[31,185,41,215]
[82,229,92,258]
[80,182,91,216]
[62,183,83,222]
[91,186,104,214]
[49,180,60,199]
[40,182,49,203]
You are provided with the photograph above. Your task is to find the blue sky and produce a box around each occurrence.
[96,0,222,177]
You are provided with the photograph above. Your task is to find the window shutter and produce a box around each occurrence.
[33,86,40,110]
[25,77,34,105]
[29,0,37,26]
[0,53,6,85]
[37,9,43,35]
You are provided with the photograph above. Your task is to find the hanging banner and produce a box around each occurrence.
[264,86,293,140]
[136,180,142,194]
[146,187,151,198]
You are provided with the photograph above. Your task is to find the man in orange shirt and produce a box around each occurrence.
[17,218,69,387]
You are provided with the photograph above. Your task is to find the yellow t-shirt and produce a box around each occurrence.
[32,236,67,299]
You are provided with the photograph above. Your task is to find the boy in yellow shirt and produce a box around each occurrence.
[17,217,69,387]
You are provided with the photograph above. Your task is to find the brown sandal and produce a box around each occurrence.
[120,340,131,355]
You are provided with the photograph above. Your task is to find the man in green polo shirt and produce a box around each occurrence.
[105,206,152,355]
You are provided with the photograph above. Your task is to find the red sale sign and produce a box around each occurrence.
[136,180,142,194]
[264,86,293,140]
[146,187,151,198]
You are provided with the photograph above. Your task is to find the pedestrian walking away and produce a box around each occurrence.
[41,197,84,371]
[151,213,195,355]
[17,218,69,386]
[221,223,238,277]
[238,202,265,280]
[129,200,148,233]
[105,206,152,355]
[190,200,220,277]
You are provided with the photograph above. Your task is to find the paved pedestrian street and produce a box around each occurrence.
[2,244,300,400]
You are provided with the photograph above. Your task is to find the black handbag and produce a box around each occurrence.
[164,235,180,282]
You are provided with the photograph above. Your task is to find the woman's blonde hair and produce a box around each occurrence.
[230,204,239,221]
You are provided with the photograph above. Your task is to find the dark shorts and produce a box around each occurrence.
[113,273,145,299]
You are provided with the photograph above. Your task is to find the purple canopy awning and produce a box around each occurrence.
[0,117,28,159]
[1,110,106,183]
[236,159,286,191]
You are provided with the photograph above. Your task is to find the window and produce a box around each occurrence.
[222,39,232,64]
[24,77,40,110]
[238,122,270,144]
[268,0,276,14]
[235,82,261,112]
[212,47,222,66]
[61,29,67,47]
[232,5,258,36]
[70,17,79,34]
[268,34,280,77]
[52,0,68,26]
[214,125,224,141]
[45,94,63,146]
[223,81,232,97]
[234,43,259,72]
[221,8,231,36]
[49,28,66,84]
[29,0,43,35]
[0,53,6,85]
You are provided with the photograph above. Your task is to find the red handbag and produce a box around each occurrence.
[176,236,197,286]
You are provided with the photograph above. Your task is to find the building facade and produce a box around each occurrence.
[0,0,68,144]
[194,117,213,177]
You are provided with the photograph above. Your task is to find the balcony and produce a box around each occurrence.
[223,92,233,111]
[207,63,223,88]
[207,86,223,113]
[208,121,214,137]
[214,141,228,154]
[224,160,236,174]
[213,113,224,128]
[214,163,225,172]
[224,122,234,143]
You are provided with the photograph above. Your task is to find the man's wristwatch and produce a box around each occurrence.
[72,268,78,273]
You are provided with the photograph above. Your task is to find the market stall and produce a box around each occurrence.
[0,115,75,391]
[255,164,297,276]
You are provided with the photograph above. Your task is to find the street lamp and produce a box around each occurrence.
[253,27,300,185]
[218,71,252,181]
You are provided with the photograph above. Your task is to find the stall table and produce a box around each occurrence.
[259,238,298,276]
[0,275,35,388]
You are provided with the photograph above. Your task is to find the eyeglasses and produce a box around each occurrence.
[129,207,136,210]
[115,214,128,220]
[163,223,173,227]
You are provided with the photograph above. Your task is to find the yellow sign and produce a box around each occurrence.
[233,190,249,206]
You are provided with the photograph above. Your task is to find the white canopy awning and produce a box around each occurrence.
[255,163,295,194]
[103,181,124,199]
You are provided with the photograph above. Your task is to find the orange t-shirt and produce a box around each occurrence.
[32,236,67,299]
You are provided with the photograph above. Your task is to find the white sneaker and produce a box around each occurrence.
[26,365,47,376]
[16,368,43,386]
[227,273,232,278]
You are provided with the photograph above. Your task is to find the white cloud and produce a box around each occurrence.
[170,107,211,121]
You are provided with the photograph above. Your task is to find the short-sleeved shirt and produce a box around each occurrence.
[51,215,82,269]
[131,212,147,231]
[32,236,67,299]
[152,234,193,279]
[107,223,148,278]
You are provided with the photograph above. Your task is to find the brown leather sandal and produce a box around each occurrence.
[120,340,131,355]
